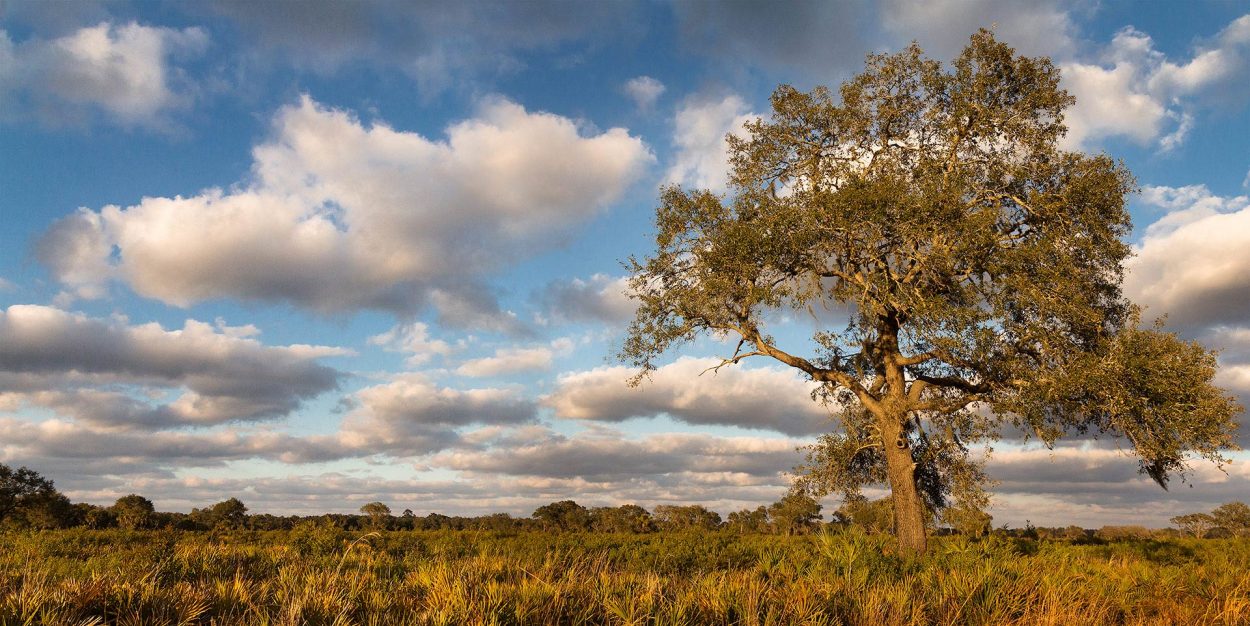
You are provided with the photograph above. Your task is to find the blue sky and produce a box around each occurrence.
[2,0,1249,527]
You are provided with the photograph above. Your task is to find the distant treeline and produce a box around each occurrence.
[4,463,1247,540]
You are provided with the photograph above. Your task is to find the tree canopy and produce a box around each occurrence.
[0,464,73,529]
[111,494,156,530]
[621,30,1241,554]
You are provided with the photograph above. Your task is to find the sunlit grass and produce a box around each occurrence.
[1,528,1247,625]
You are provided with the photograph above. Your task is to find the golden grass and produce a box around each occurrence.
[1,527,1246,625]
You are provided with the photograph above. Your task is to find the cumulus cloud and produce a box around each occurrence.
[665,95,759,193]
[40,454,795,517]
[1124,186,1250,331]
[1,370,539,477]
[0,416,335,466]
[338,374,537,453]
[881,0,1079,60]
[13,416,1245,526]
[368,322,456,366]
[455,338,573,378]
[545,356,832,436]
[52,472,512,516]
[0,21,207,128]
[986,445,1250,527]
[0,305,344,428]
[37,96,653,320]
[1124,185,1250,446]
[1215,363,1250,405]
[537,274,636,326]
[623,76,665,110]
[432,427,804,483]
[1061,15,1250,151]
[1147,15,1250,105]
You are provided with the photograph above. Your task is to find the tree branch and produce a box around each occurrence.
[913,373,989,395]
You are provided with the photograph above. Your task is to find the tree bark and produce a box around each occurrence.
[881,416,928,556]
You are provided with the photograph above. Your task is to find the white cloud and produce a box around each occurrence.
[1137,184,1248,236]
[665,95,758,193]
[984,444,1250,527]
[0,22,207,128]
[368,322,455,366]
[1125,186,1250,330]
[457,347,555,377]
[537,274,636,325]
[339,374,536,453]
[433,428,804,481]
[0,305,343,428]
[1061,16,1250,151]
[623,76,665,110]
[1215,363,1250,400]
[545,356,832,436]
[37,96,653,321]
[456,339,573,378]
[1060,29,1170,150]
[0,371,540,476]
[1148,15,1250,103]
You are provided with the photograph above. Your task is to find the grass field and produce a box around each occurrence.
[2,528,1248,625]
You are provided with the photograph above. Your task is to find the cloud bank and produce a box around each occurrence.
[0,21,206,128]
[38,96,653,322]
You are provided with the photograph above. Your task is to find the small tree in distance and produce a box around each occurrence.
[360,502,392,530]
[1211,502,1250,538]
[727,506,770,533]
[1170,512,1218,539]
[0,464,58,524]
[621,30,1241,555]
[111,494,155,530]
[943,501,993,538]
[653,505,722,531]
[533,500,591,532]
[768,493,822,535]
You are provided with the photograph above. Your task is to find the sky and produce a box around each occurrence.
[1,0,1249,528]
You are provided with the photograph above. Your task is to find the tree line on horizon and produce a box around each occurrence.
[5,462,1247,540]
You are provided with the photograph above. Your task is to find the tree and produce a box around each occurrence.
[836,496,896,535]
[532,500,591,532]
[1211,502,1250,538]
[1171,512,1218,539]
[209,498,249,529]
[727,506,770,533]
[768,493,822,535]
[621,31,1241,555]
[81,504,116,529]
[653,505,722,531]
[17,491,74,529]
[0,464,58,524]
[359,501,392,530]
[590,504,656,533]
[943,501,993,538]
[111,494,155,530]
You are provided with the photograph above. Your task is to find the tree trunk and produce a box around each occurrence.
[882,417,928,556]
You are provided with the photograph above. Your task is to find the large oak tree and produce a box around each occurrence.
[621,31,1241,555]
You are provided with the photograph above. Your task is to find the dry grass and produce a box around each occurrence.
[1,527,1246,625]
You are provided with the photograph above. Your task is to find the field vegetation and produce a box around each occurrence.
[1,525,1248,625]
[5,463,1250,624]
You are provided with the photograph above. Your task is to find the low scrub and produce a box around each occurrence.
[1,528,1247,625]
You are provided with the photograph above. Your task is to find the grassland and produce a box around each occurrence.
[1,527,1248,625]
